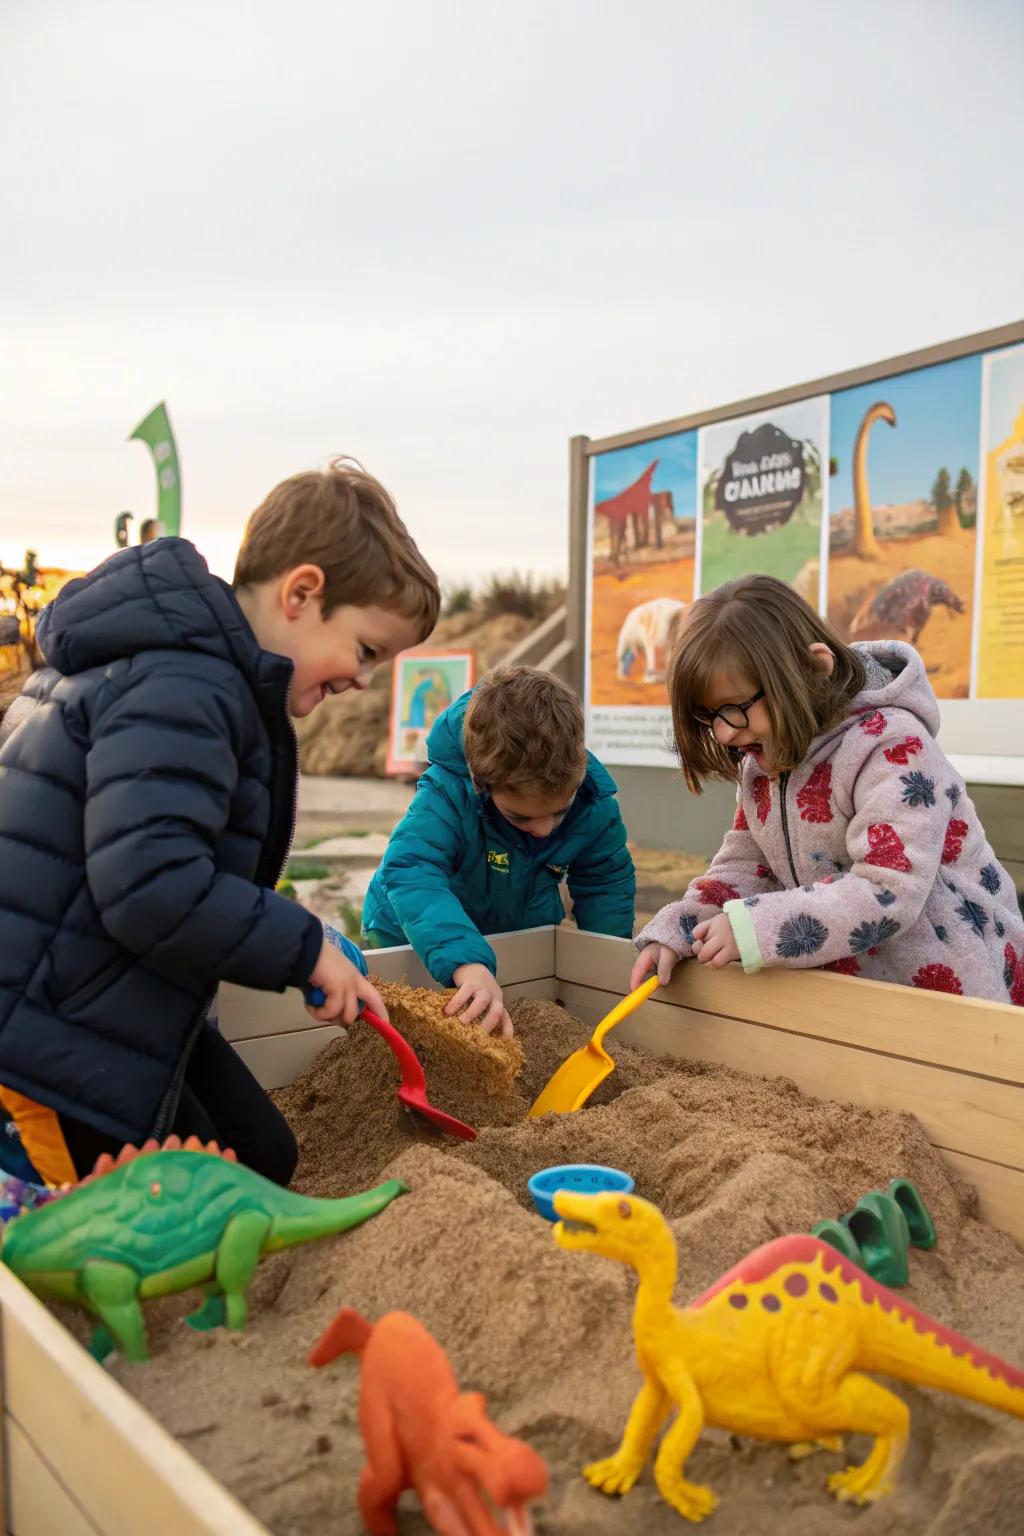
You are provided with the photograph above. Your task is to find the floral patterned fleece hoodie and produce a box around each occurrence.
[636,641,1024,1005]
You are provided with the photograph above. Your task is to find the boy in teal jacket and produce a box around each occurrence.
[363,666,636,1035]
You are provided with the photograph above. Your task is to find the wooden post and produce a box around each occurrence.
[565,434,590,697]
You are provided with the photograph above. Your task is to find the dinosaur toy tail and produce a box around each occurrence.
[308,1306,373,1367]
[855,1286,1024,1420]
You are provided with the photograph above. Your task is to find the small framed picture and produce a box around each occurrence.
[386,649,476,776]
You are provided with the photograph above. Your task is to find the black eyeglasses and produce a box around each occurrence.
[692,690,765,730]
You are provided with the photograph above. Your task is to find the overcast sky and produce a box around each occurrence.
[2,0,1023,585]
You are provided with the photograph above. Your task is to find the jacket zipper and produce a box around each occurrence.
[778,772,799,887]
[151,994,212,1138]
[275,715,301,886]
[153,690,300,1139]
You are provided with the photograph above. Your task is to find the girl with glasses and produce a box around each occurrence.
[631,574,1023,1007]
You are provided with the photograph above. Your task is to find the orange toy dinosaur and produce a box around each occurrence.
[309,1307,547,1536]
[554,1189,1024,1522]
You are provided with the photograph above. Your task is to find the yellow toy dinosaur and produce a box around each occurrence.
[553,1189,1024,1522]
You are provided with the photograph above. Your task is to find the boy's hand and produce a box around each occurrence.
[630,943,681,993]
[691,913,740,968]
[447,963,513,1037]
[306,940,389,1025]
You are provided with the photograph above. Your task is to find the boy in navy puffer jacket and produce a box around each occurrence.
[0,459,439,1186]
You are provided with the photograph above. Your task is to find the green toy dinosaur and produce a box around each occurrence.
[0,1135,408,1363]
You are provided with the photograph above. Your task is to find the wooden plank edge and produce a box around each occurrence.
[221,926,558,1041]
[936,1149,1024,1247]
[554,928,1024,1086]
[554,980,1024,1174]
[6,1416,102,1536]
[0,1268,268,1536]
[228,979,557,1074]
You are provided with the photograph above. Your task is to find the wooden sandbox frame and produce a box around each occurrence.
[1,926,1021,1534]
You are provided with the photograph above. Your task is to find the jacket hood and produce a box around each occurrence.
[848,641,941,737]
[36,539,266,683]
[426,689,618,800]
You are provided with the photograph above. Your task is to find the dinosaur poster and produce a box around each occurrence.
[587,428,696,763]
[977,344,1024,699]
[697,395,828,598]
[582,325,1023,770]
[386,649,475,775]
[826,357,980,700]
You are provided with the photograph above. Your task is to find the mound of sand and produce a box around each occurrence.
[295,609,542,777]
[106,992,1024,1536]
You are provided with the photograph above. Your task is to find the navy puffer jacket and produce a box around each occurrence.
[0,539,322,1143]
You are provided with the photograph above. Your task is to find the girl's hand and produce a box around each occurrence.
[691,913,740,968]
[630,943,681,992]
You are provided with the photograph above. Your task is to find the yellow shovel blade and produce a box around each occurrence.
[527,975,660,1117]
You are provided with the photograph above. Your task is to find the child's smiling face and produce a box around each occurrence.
[238,563,421,718]
[283,600,419,718]
[697,666,775,772]
[694,645,837,776]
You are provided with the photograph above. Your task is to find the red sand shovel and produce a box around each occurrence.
[304,986,477,1140]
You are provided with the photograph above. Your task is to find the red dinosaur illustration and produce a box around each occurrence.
[595,462,659,564]
[633,487,674,549]
[310,1307,547,1536]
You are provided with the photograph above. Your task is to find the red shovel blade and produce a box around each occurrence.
[397,1089,478,1140]
[302,988,477,1140]
[361,1010,478,1142]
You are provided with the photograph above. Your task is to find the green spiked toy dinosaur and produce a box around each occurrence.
[0,1135,407,1363]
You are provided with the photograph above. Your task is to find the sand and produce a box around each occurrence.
[99,987,1024,1536]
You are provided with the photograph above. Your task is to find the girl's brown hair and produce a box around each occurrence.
[668,574,866,793]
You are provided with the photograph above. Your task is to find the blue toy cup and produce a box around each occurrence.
[527,1164,635,1223]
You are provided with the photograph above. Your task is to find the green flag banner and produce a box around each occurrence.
[129,402,182,537]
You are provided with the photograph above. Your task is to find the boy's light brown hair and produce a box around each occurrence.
[233,456,440,636]
[669,573,867,793]
[464,665,588,798]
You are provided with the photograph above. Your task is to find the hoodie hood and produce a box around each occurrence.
[426,689,619,800]
[848,640,941,738]
[36,539,270,686]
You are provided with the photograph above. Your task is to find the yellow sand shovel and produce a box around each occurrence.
[527,974,661,1117]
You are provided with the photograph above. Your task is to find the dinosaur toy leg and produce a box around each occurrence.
[650,1368,717,1523]
[186,1286,227,1332]
[79,1260,149,1363]
[823,1373,909,1505]
[584,1376,670,1497]
[213,1209,273,1330]
[788,1436,844,1460]
[357,1464,401,1536]
[352,1365,407,1536]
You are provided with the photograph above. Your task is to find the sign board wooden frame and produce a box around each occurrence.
[567,319,1024,782]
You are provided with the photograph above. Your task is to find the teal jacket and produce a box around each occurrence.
[362,691,636,985]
